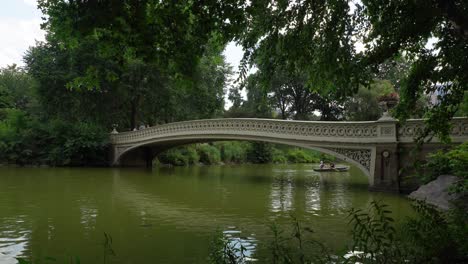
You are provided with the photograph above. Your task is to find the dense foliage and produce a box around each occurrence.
[4,0,464,166]
[237,0,468,141]
[24,35,230,130]
[1,1,235,166]
[0,109,108,166]
[155,142,334,167]
[423,142,468,193]
[35,1,468,138]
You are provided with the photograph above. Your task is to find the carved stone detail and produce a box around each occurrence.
[380,126,394,136]
[398,118,468,139]
[327,148,372,172]
[110,119,380,144]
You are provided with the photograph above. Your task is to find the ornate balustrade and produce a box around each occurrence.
[398,117,468,143]
[111,117,467,147]
[110,118,384,145]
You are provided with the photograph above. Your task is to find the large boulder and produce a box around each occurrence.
[408,175,459,210]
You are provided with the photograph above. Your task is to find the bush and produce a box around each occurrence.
[401,201,468,263]
[198,144,221,165]
[157,146,199,166]
[271,148,287,163]
[286,148,320,163]
[246,142,273,163]
[158,148,189,166]
[424,142,468,193]
[37,120,109,166]
[0,110,109,166]
[216,142,247,163]
[0,109,32,164]
[424,150,452,182]
[184,146,200,165]
[319,153,336,162]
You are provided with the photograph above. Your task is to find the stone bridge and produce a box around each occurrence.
[109,117,467,192]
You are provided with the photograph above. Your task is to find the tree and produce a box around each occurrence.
[37,0,244,90]
[456,92,468,117]
[120,59,162,129]
[37,0,468,140]
[34,1,235,129]
[344,81,394,121]
[25,30,230,129]
[237,0,468,141]
[374,55,412,92]
[24,38,126,127]
[240,64,343,121]
[0,65,37,112]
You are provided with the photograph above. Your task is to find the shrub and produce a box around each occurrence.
[424,142,468,193]
[198,144,221,165]
[271,148,287,163]
[158,148,189,166]
[41,120,109,166]
[0,110,109,166]
[157,146,199,166]
[319,153,336,162]
[217,142,247,163]
[246,142,273,163]
[347,201,403,263]
[424,150,452,182]
[184,146,200,165]
[401,201,468,263]
[286,148,319,163]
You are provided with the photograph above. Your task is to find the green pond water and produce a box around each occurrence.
[0,164,413,263]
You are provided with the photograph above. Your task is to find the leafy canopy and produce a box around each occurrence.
[236,0,468,141]
[37,0,468,140]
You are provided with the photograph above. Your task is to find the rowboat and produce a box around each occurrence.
[313,166,349,172]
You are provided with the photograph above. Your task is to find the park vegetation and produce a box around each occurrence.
[209,199,467,263]
[155,142,336,167]
[0,1,466,263]
[1,1,467,167]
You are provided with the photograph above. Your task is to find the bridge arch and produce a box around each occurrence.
[116,135,374,184]
[110,117,468,192]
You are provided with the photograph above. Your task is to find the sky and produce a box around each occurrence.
[0,0,45,67]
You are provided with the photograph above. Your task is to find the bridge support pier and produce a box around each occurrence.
[370,144,400,192]
[367,117,400,191]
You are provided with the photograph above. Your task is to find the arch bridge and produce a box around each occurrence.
[109,117,467,192]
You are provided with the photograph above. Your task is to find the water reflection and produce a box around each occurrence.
[270,173,295,212]
[0,165,413,263]
[0,216,31,264]
[223,226,257,262]
[326,172,351,215]
[78,199,98,234]
[269,166,366,217]
[305,178,321,214]
[0,238,28,264]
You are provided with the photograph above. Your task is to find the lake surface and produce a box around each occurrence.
[0,164,413,263]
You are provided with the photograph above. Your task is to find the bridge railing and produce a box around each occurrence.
[110,117,467,145]
[110,118,384,145]
[398,117,467,143]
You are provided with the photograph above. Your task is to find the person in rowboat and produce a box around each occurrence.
[319,160,324,169]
